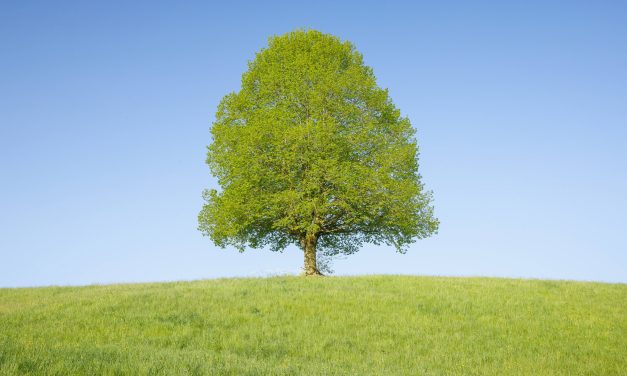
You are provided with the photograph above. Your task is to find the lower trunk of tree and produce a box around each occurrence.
[301,233,322,276]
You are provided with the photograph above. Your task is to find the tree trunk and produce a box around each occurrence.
[301,233,322,276]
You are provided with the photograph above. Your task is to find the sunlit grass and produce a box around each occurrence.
[1,276,625,375]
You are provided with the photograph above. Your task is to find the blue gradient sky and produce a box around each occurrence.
[1,1,626,287]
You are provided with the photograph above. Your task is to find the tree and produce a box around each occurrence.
[198,30,439,275]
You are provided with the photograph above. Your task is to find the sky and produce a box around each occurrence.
[1,1,626,287]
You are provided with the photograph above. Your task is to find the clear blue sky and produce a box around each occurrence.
[1,1,626,287]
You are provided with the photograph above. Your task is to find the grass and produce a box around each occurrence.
[0,276,625,375]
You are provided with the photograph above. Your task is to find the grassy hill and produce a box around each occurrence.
[1,276,625,375]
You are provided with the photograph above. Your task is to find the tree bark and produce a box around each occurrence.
[301,233,322,276]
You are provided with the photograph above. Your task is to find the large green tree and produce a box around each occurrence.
[199,30,438,275]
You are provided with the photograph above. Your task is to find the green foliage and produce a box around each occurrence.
[1,276,626,375]
[198,29,439,259]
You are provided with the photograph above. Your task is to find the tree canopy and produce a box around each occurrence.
[198,29,439,275]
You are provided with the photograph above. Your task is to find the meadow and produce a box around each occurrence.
[1,276,625,375]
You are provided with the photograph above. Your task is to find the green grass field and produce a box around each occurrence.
[1,276,625,375]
